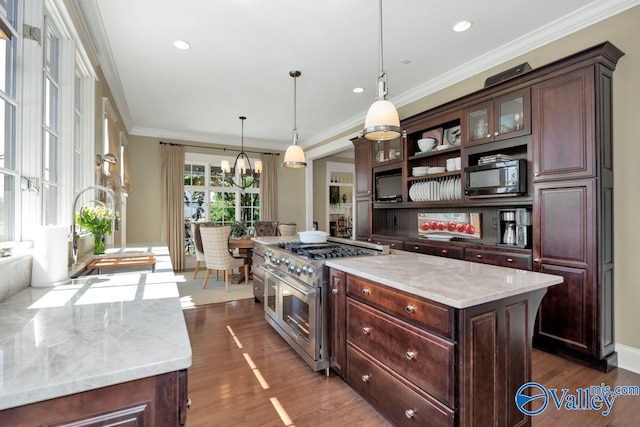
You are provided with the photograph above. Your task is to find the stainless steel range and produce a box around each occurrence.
[260,237,389,374]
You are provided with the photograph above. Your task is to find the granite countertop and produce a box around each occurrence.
[0,244,192,411]
[325,250,563,309]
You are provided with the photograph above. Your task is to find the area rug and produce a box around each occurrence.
[174,272,254,309]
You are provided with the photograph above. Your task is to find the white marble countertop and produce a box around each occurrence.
[0,244,192,411]
[326,250,563,309]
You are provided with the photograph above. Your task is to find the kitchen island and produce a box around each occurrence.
[326,250,563,427]
[0,244,191,426]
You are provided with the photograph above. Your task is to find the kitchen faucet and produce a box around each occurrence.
[71,185,115,266]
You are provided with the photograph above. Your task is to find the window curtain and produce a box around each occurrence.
[260,154,278,220]
[160,144,185,271]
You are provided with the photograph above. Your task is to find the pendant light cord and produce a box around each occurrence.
[378,0,384,79]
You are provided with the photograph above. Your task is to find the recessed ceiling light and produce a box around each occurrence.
[453,21,473,32]
[400,57,412,64]
[173,40,191,50]
[353,87,365,94]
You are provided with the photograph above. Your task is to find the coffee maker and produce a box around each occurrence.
[498,208,531,248]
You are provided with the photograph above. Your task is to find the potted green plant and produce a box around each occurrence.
[76,205,119,254]
[230,221,247,239]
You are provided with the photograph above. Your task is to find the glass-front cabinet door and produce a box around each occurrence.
[464,88,530,146]
[373,134,404,165]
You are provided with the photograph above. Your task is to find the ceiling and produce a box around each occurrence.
[76,0,634,156]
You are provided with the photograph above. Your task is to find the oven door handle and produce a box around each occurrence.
[260,265,316,298]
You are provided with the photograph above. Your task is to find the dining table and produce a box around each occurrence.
[228,237,254,284]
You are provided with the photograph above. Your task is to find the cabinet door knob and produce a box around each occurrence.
[507,257,514,263]
[494,131,500,136]
[405,409,416,419]
[362,374,371,382]
[534,172,540,177]
[405,351,417,360]
[186,398,192,409]
[476,254,483,259]
[441,249,448,254]
[362,288,370,296]
[486,133,492,138]
[405,305,416,313]
[414,246,419,250]
[390,243,396,248]
[331,288,338,295]
[534,258,541,263]
[362,326,372,335]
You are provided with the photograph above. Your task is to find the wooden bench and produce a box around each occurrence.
[86,255,157,274]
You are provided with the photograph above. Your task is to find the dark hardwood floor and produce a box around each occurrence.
[183,299,640,426]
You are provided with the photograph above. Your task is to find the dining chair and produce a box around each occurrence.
[191,221,216,279]
[278,223,297,237]
[254,221,279,236]
[200,225,249,291]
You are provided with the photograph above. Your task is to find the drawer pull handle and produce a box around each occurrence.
[362,327,372,335]
[486,133,492,139]
[405,305,416,313]
[362,288,370,296]
[534,258,541,263]
[186,398,192,409]
[476,254,482,259]
[507,257,514,263]
[405,409,416,419]
[441,249,448,254]
[390,244,396,248]
[361,374,371,382]
[414,246,419,250]
[331,288,338,295]
[405,351,417,360]
[494,131,500,136]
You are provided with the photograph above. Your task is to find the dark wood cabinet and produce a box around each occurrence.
[531,67,596,181]
[370,235,403,250]
[463,87,531,146]
[353,42,622,371]
[329,268,347,377]
[0,370,188,427]
[353,138,373,241]
[332,268,547,427]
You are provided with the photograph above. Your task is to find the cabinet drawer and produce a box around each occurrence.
[347,344,454,427]
[347,299,455,406]
[347,275,454,339]
[403,242,464,260]
[464,248,532,270]
[371,236,403,250]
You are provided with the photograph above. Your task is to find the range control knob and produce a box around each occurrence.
[295,267,302,275]
[284,258,291,265]
[289,264,296,272]
[302,265,309,274]
[306,266,315,275]
[280,257,287,264]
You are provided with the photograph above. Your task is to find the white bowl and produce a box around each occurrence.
[298,230,329,243]
[417,137,437,152]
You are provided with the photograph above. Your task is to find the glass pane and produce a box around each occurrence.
[469,108,489,140]
[0,98,15,169]
[44,78,59,131]
[0,172,14,241]
[42,182,58,225]
[45,27,59,80]
[499,97,524,132]
[43,132,58,182]
[0,0,17,27]
[210,165,225,186]
[0,36,16,96]
[282,289,310,342]
[184,190,205,222]
[210,190,235,224]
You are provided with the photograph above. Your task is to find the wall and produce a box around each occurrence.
[124,135,305,244]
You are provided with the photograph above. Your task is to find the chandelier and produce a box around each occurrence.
[221,116,262,190]
[362,0,401,141]
[282,70,307,168]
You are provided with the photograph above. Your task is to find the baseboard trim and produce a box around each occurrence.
[616,344,640,374]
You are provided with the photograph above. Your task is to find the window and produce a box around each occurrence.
[0,0,17,241]
[184,156,261,253]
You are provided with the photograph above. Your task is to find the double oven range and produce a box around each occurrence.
[260,237,389,374]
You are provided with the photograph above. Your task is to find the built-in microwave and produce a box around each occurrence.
[464,159,527,197]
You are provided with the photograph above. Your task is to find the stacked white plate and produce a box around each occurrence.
[412,166,429,176]
[409,177,462,202]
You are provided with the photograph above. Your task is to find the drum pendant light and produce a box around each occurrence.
[283,70,307,168]
[362,0,401,141]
